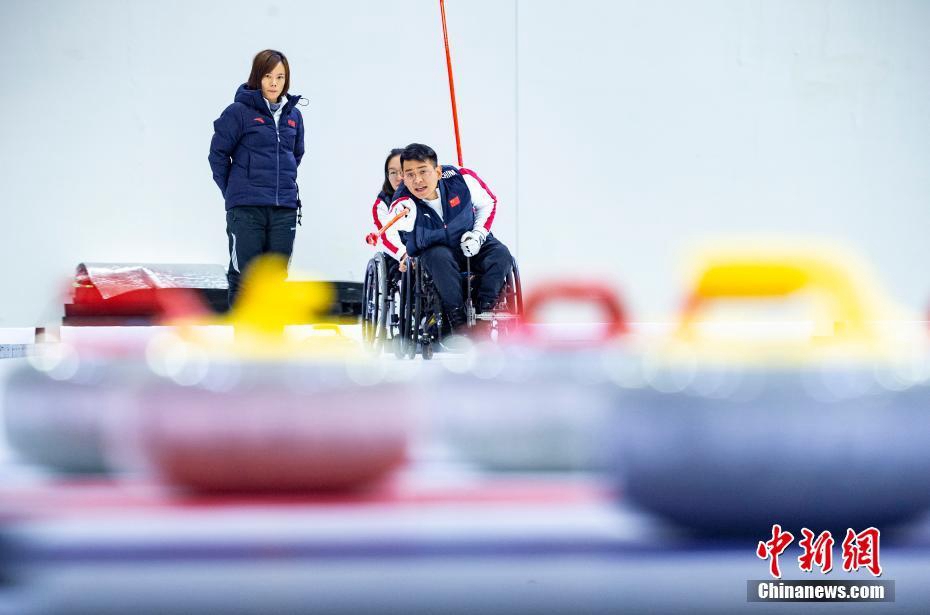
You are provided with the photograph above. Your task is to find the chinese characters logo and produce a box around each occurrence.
[757,525,882,578]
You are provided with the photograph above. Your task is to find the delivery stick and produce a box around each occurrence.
[365,207,410,246]
[440,0,464,166]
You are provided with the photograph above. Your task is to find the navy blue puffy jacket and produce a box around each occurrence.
[208,84,305,210]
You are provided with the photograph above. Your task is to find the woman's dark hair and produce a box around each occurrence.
[381,148,405,196]
[400,143,438,168]
[247,49,290,101]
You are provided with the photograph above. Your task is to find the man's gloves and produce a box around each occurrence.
[460,231,485,257]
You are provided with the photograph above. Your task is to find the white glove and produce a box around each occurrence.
[460,231,484,257]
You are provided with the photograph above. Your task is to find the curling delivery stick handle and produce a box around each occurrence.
[439,0,464,167]
[366,207,410,245]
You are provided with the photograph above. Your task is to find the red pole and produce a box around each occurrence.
[439,0,464,166]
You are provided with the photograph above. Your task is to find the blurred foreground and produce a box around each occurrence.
[2,246,930,613]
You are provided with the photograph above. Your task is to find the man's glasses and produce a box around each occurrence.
[403,168,434,182]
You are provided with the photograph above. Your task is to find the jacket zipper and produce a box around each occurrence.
[439,179,451,244]
[275,117,280,207]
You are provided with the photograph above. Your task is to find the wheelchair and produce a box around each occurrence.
[394,255,523,360]
[361,252,403,351]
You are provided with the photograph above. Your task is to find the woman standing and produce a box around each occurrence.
[209,49,305,308]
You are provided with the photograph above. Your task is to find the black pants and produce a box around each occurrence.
[384,254,400,283]
[417,235,512,314]
[226,206,298,308]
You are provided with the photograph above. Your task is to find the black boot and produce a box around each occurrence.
[446,306,467,333]
[477,298,496,313]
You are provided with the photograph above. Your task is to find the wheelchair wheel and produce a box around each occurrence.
[471,256,524,341]
[361,257,381,348]
[378,257,405,348]
[374,255,391,346]
[394,257,453,359]
[411,260,425,358]
[416,261,446,357]
[508,260,523,316]
[503,257,523,316]
[396,260,417,359]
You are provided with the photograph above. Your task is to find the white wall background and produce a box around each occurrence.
[0,0,928,325]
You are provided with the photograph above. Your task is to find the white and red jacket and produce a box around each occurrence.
[370,189,406,262]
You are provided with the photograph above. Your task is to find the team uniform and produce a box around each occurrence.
[208,84,306,307]
[370,189,403,279]
[388,165,512,325]
[372,189,405,262]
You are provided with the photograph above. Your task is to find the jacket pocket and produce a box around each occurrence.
[279,122,296,151]
[232,150,251,177]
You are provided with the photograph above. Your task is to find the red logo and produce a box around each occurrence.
[842,527,882,576]
[449,196,461,207]
[757,524,794,579]
[758,525,882,578]
[798,529,835,574]
[253,117,265,124]
[288,119,297,128]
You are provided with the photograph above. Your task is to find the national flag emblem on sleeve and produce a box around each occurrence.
[449,196,461,207]
[288,119,297,128]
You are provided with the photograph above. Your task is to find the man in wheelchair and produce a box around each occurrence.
[387,143,513,333]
